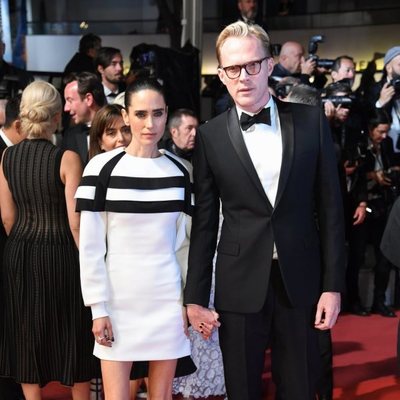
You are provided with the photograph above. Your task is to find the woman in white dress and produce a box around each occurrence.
[76,77,192,400]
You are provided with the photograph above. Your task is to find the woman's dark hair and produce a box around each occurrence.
[89,104,124,159]
[124,77,165,108]
[368,108,392,131]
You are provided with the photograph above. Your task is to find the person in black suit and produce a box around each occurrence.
[0,96,25,400]
[184,21,345,400]
[63,33,102,76]
[62,72,106,166]
[380,196,400,371]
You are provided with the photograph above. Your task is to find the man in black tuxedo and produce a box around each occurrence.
[184,21,345,400]
[62,72,106,166]
[0,96,25,400]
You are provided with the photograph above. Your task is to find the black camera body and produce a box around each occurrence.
[308,35,335,69]
[389,75,400,95]
[321,95,354,107]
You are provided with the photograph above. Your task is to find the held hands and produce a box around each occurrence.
[315,292,341,330]
[92,316,114,347]
[186,304,221,340]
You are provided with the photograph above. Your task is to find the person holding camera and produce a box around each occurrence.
[324,81,370,317]
[364,109,400,317]
[271,41,316,84]
[374,46,400,166]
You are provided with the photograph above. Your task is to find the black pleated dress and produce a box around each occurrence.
[0,139,99,387]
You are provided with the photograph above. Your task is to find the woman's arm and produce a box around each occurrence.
[0,150,16,235]
[60,150,83,248]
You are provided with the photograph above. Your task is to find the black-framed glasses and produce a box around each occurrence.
[219,56,269,79]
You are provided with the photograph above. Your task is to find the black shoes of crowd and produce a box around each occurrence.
[348,302,397,317]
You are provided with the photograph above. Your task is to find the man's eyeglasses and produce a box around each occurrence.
[219,57,269,79]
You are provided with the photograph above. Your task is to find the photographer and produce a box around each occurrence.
[374,46,400,166]
[324,81,370,317]
[364,109,400,317]
[331,56,356,89]
[271,41,317,85]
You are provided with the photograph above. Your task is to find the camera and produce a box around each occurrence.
[321,95,354,107]
[307,35,335,69]
[389,74,400,95]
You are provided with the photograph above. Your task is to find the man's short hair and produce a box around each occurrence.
[324,81,352,97]
[95,47,122,69]
[64,71,106,107]
[216,21,271,65]
[4,95,21,129]
[287,84,320,106]
[79,33,101,55]
[331,55,354,73]
[168,108,197,132]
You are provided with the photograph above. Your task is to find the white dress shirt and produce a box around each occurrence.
[236,96,282,258]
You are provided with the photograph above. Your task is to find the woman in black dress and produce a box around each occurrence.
[0,81,98,400]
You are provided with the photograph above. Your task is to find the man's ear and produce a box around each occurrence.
[170,127,178,138]
[217,68,227,86]
[97,65,104,76]
[331,70,338,82]
[13,120,21,135]
[85,92,94,107]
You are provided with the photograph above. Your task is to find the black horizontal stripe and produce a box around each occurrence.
[109,175,186,190]
[106,200,186,213]
[76,198,94,212]
[80,175,97,186]
[76,198,194,215]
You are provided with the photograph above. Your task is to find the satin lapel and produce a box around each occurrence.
[226,108,273,210]
[274,99,294,209]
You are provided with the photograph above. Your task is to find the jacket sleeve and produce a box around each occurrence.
[183,128,220,307]
[79,210,110,319]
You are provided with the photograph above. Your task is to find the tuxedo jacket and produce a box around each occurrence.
[184,99,346,314]
[381,196,400,269]
[61,124,89,167]
[0,137,8,253]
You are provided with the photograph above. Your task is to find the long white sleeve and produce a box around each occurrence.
[79,210,109,319]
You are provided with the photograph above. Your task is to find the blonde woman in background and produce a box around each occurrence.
[0,81,99,400]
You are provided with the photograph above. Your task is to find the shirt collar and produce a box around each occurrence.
[0,128,14,147]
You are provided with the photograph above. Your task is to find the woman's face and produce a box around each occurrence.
[122,89,167,149]
[99,116,131,152]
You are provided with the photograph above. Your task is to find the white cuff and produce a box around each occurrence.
[90,302,109,320]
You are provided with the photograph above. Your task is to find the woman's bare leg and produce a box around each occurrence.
[147,359,177,400]
[102,360,133,400]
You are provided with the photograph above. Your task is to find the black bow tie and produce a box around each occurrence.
[239,108,271,131]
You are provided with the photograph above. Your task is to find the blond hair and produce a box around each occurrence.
[20,81,62,139]
[216,21,271,65]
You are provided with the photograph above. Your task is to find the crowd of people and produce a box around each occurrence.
[0,2,399,400]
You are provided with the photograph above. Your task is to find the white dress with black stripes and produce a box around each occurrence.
[76,147,192,361]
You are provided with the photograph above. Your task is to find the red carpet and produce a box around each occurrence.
[42,312,400,399]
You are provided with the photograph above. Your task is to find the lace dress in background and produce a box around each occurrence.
[173,212,226,398]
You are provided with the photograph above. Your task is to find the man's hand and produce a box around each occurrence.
[301,57,316,75]
[314,292,341,330]
[353,204,366,225]
[323,100,335,121]
[186,304,221,340]
[378,82,395,107]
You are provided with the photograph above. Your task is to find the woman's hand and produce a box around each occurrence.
[92,316,114,347]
